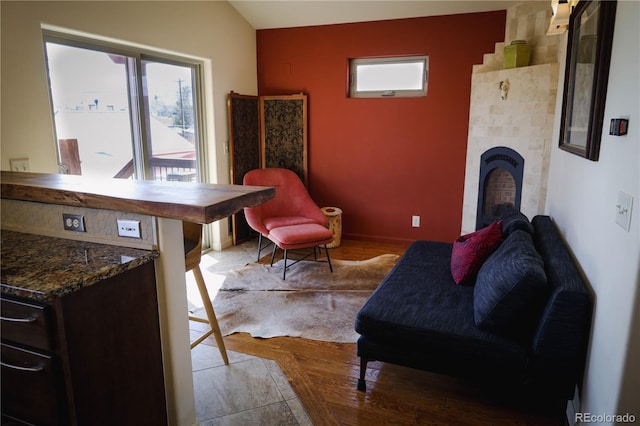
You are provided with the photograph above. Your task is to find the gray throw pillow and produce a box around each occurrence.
[500,209,534,238]
[473,230,548,333]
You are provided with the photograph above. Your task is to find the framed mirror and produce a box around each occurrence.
[559,0,617,161]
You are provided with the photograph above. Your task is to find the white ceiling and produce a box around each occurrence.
[228,0,515,30]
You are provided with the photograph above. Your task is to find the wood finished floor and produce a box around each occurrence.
[191,239,567,426]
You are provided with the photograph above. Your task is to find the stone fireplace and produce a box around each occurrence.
[476,147,524,229]
[461,2,562,233]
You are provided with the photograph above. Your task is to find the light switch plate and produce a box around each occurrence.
[117,219,141,238]
[615,191,633,232]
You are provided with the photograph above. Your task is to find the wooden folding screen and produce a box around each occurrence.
[228,92,260,244]
[227,92,308,244]
[260,94,308,185]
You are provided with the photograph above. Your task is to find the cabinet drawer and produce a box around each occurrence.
[1,296,55,351]
[1,342,68,425]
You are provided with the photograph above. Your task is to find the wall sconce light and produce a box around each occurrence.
[547,0,578,35]
[499,80,510,100]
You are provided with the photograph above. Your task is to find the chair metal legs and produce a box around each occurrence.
[283,249,289,280]
[325,245,333,272]
[256,234,273,262]
[270,244,333,280]
[257,234,264,261]
[270,241,278,266]
[188,265,229,365]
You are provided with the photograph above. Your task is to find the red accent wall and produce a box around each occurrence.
[256,11,506,244]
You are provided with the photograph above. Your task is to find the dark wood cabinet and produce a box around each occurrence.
[1,261,167,426]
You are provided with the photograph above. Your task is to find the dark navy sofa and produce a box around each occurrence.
[355,215,591,400]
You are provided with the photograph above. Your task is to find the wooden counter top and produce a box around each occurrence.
[1,171,274,224]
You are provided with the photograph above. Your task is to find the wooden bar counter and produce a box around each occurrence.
[1,171,275,426]
[1,171,275,224]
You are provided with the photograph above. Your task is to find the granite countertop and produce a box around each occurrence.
[1,230,159,302]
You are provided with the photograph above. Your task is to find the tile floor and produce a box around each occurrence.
[187,240,313,425]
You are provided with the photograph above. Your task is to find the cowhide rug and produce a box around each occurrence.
[189,254,399,343]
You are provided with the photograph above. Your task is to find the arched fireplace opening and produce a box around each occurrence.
[483,168,516,216]
[476,146,524,230]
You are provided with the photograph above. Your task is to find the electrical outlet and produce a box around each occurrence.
[63,213,86,232]
[10,158,30,172]
[412,215,420,228]
[117,219,141,238]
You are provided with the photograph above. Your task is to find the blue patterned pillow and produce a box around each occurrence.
[473,230,548,333]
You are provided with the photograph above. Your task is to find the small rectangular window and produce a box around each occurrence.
[349,55,428,98]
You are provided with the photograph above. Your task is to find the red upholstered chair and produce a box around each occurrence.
[243,168,333,279]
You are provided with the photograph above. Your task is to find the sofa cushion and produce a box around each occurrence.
[474,230,548,334]
[264,216,317,230]
[268,223,333,249]
[499,209,534,237]
[356,240,528,375]
[450,221,503,284]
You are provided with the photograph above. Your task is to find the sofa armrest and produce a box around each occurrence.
[529,216,592,397]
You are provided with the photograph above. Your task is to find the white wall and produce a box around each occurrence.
[546,1,639,421]
[0,0,257,249]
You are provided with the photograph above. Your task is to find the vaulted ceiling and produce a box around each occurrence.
[229,0,514,30]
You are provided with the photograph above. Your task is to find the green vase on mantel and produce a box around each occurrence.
[504,40,531,69]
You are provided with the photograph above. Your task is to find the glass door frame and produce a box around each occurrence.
[43,30,207,184]
[43,31,212,249]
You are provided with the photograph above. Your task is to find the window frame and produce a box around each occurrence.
[349,55,429,98]
[42,30,207,182]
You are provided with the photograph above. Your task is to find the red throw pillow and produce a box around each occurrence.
[451,221,504,285]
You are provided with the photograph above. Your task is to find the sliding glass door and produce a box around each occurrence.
[44,36,202,182]
[142,60,198,182]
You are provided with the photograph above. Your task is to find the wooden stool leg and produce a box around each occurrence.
[193,265,229,365]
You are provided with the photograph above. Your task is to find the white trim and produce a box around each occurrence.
[349,55,429,98]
